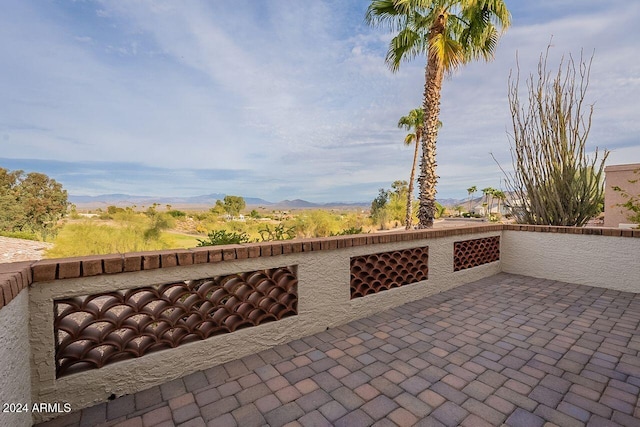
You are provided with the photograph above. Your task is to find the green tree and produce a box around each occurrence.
[223,195,246,217]
[493,190,506,217]
[481,187,496,217]
[210,200,226,216]
[0,168,68,239]
[398,108,424,229]
[388,180,409,226]
[366,0,511,228]
[143,204,173,241]
[371,188,390,229]
[466,185,477,213]
[0,169,25,232]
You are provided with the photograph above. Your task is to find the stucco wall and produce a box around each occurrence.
[0,290,32,427]
[29,232,500,419]
[501,230,640,291]
[604,163,640,227]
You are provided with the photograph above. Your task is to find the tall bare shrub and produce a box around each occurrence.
[504,46,608,226]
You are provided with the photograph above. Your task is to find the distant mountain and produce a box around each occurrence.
[437,197,478,207]
[244,198,275,206]
[275,199,319,208]
[69,193,366,209]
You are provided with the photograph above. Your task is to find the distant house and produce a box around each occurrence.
[604,163,640,228]
[473,203,507,217]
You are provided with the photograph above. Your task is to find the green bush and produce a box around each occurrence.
[330,226,364,236]
[258,223,295,241]
[196,230,250,246]
[167,210,187,218]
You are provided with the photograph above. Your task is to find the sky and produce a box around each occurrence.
[1,0,639,203]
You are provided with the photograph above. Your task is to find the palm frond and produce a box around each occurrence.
[404,133,417,145]
[386,28,426,71]
[429,33,464,71]
[365,0,407,31]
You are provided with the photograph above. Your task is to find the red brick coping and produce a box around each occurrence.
[1,224,638,311]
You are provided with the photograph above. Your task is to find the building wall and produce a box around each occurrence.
[0,291,32,427]
[604,163,640,227]
[502,230,640,292]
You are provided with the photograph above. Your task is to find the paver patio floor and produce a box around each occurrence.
[39,273,640,427]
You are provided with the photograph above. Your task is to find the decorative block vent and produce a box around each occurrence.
[350,247,428,299]
[454,236,500,271]
[54,266,297,377]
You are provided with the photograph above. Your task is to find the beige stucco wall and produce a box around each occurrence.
[29,232,500,420]
[501,230,640,291]
[0,291,32,427]
[604,163,640,227]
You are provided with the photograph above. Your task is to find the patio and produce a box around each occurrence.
[38,272,640,427]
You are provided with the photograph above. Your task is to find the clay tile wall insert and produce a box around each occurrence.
[350,247,428,299]
[454,236,500,271]
[53,266,298,377]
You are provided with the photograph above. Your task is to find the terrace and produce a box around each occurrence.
[1,224,639,427]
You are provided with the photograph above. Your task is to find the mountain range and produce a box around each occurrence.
[68,193,371,209]
[69,193,478,209]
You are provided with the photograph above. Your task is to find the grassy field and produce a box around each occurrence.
[164,231,201,249]
[45,207,374,258]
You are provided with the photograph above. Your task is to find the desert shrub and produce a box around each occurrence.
[167,210,187,218]
[196,230,250,246]
[46,221,173,257]
[330,226,364,236]
[292,210,342,237]
[258,223,296,241]
[504,46,607,226]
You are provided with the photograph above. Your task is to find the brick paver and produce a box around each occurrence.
[37,273,640,426]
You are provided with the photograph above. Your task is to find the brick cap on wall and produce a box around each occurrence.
[1,223,638,311]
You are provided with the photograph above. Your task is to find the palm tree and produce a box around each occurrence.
[466,185,477,213]
[493,190,506,217]
[366,0,511,228]
[398,108,424,229]
[481,187,495,217]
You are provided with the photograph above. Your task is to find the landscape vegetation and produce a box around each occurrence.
[0,165,507,258]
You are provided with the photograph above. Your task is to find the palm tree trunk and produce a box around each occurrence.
[405,135,420,230]
[417,15,446,229]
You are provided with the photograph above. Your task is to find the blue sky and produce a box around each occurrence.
[1,1,638,202]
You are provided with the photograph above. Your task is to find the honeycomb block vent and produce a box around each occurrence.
[350,247,428,299]
[454,236,500,271]
[54,266,297,377]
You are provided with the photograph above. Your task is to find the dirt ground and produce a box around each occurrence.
[0,236,52,264]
